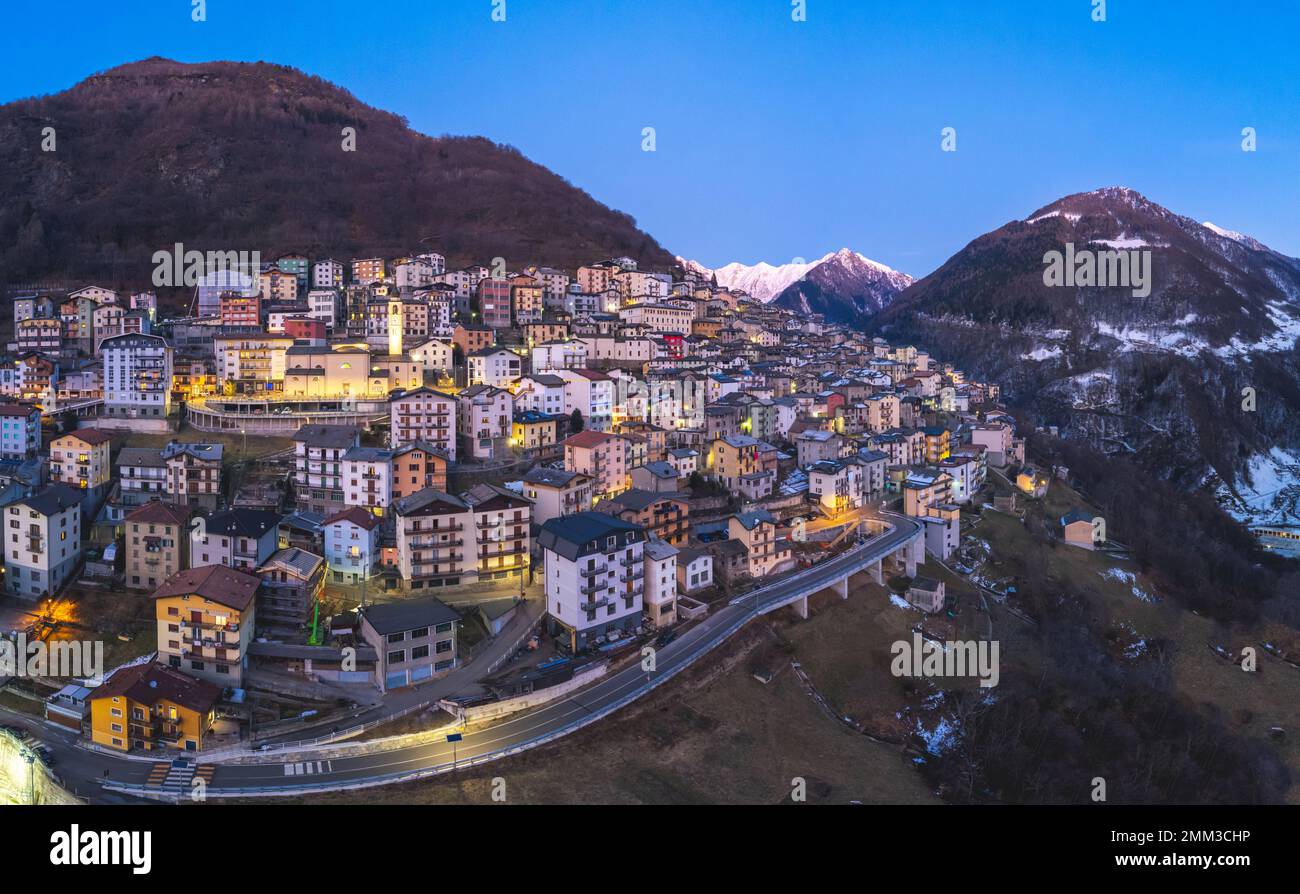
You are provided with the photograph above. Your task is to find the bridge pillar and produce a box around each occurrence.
[869,560,882,586]
[905,537,921,578]
[832,577,848,600]
[791,594,808,619]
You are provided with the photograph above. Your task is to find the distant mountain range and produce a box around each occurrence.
[0,58,675,285]
[877,186,1300,522]
[679,248,913,323]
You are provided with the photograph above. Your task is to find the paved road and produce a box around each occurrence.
[7,513,921,801]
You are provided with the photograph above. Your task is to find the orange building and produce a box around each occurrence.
[88,662,222,753]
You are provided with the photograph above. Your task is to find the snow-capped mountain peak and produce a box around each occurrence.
[678,247,909,304]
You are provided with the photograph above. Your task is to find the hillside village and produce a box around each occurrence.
[0,250,1095,762]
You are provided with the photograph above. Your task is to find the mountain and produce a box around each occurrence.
[771,248,913,324]
[678,254,820,301]
[0,58,675,285]
[680,248,913,321]
[877,186,1300,522]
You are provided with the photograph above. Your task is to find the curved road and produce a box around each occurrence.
[12,513,921,801]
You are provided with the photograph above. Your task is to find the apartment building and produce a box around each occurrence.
[520,466,593,527]
[190,508,281,572]
[467,347,523,387]
[538,511,646,653]
[125,501,191,592]
[154,564,259,687]
[554,368,615,431]
[89,662,222,754]
[213,334,292,394]
[390,442,450,502]
[49,429,113,493]
[161,441,223,511]
[643,538,678,628]
[101,332,173,418]
[463,483,532,583]
[458,384,513,461]
[389,388,457,459]
[393,489,476,590]
[0,403,41,460]
[3,485,82,601]
[563,430,633,501]
[312,259,345,289]
[359,597,460,692]
[728,510,794,579]
[341,446,394,516]
[293,424,361,517]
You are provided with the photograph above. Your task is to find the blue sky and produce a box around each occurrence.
[2,0,1296,275]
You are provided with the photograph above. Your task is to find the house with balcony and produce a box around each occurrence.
[323,505,381,584]
[393,488,476,590]
[160,441,223,511]
[389,388,457,459]
[341,446,393,516]
[390,441,450,502]
[728,510,795,579]
[462,483,532,583]
[538,511,646,653]
[190,508,281,572]
[88,661,222,753]
[359,597,461,692]
[593,488,689,546]
[125,501,191,591]
[520,466,593,527]
[49,429,113,496]
[293,424,361,517]
[457,384,514,461]
[153,564,259,687]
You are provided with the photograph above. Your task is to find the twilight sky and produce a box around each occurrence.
[2,0,1296,277]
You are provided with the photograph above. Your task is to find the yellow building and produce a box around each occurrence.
[512,412,558,456]
[49,429,114,491]
[89,661,222,753]
[153,565,259,688]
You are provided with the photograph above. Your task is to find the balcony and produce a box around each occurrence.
[621,567,645,583]
[579,579,607,596]
[579,596,610,612]
[579,563,608,578]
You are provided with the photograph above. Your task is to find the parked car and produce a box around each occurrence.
[654,630,678,648]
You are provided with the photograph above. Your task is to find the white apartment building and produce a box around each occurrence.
[467,348,523,388]
[293,424,361,518]
[457,386,513,461]
[511,373,567,417]
[643,538,678,628]
[389,388,457,459]
[341,446,394,516]
[313,259,345,289]
[101,332,173,418]
[308,289,342,330]
[538,512,646,653]
[4,485,82,601]
[554,369,615,432]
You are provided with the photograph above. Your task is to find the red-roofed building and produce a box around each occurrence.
[153,565,260,686]
[125,502,191,591]
[88,662,222,753]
